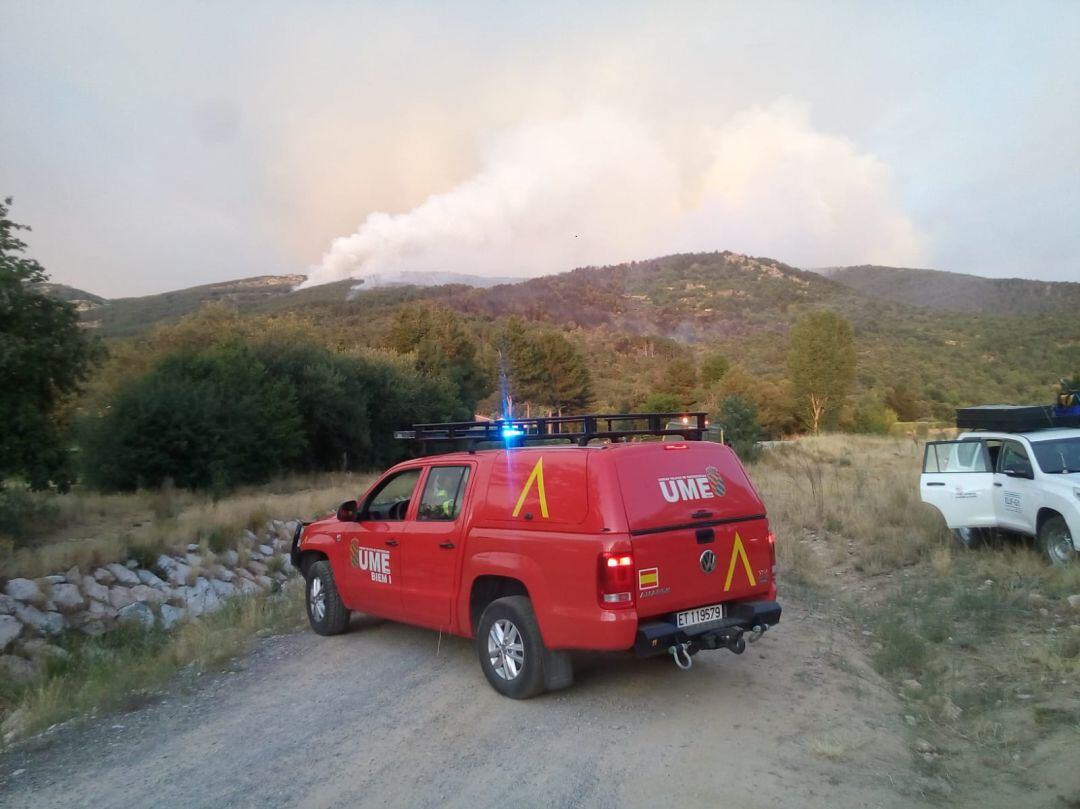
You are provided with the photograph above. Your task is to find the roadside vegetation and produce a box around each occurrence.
[752,435,1080,795]
[1,472,371,580]
[1,583,304,743]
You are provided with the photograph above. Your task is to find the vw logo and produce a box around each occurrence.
[700,549,717,573]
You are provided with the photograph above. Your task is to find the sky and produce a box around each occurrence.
[1,1,1078,297]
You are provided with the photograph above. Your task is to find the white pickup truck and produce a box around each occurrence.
[920,428,1080,565]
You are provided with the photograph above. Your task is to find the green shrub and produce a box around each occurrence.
[0,486,60,546]
[719,394,763,462]
[78,341,465,493]
[126,543,159,571]
[872,616,930,676]
[79,345,305,492]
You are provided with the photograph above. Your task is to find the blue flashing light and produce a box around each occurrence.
[501,426,525,439]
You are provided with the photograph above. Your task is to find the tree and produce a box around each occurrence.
[662,357,698,408]
[640,392,682,413]
[787,311,856,433]
[718,395,763,461]
[501,319,592,416]
[700,352,730,386]
[884,384,922,422]
[79,341,466,490]
[0,198,99,489]
[708,365,800,438]
[387,302,493,414]
[80,346,304,492]
[537,331,594,415]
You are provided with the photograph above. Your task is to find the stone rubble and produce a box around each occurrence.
[0,519,299,684]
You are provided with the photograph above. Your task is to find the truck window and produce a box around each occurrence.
[1030,437,1080,474]
[362,469,422,521]
[923,441,991,473]
[418,466,471,521]
[998,441,1033,477]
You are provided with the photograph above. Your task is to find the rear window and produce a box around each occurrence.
[613,443,764,533]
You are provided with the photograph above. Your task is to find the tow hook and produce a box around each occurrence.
[747,624,767,644]
[668,642,693,670]
[725,634,746,655]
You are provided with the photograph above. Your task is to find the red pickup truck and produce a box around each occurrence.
[291,414,780,698]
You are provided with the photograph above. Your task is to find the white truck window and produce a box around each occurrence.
[923,441,991,473]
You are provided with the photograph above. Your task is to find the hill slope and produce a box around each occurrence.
[71,252,1080,421]
[258,251,1080,418]
[820,265,1080,315]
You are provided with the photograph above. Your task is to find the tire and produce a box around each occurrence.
[306,560,351,636]
[476,596,547,699]
[1039,515,1077,567]
[952,527,986,550]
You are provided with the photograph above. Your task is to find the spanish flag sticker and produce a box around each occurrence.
[638,567,659,590]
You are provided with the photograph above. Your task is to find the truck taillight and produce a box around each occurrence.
[766,531,776,567]
[598,552,635,608]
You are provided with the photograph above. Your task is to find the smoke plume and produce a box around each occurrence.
[301,101,924,288]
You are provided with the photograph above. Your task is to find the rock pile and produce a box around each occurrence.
[0,519,299,681]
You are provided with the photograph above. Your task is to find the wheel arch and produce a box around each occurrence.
[296,549,328,578]
[1037,507,1079,548]
[468,575,531,635]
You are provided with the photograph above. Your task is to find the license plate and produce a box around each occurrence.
[676,603,726,628]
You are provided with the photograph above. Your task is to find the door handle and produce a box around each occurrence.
[385,539,399,547]
[993,482,1003,487]
[438,541,456,549]
[925,482,945,487]
[691,510,713,519]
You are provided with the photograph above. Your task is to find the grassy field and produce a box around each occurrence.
[752,435,1080,795]
[1,472,373,580]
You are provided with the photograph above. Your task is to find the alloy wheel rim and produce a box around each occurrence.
[1048,526,1076,564]
[487,619,525,681]
[310,576,326,621]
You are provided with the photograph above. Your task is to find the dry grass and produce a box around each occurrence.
[750,434,1080,784]
[750,434,948,583]
[806,735,849,761]
[0,585,305,744]
[1,473,373,579]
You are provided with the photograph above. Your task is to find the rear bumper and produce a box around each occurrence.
[633,600,781,657]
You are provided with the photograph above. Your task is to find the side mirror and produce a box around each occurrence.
[336,500,359,522]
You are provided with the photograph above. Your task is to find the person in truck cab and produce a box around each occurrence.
[420,466,466,519]
[291,413,781,698]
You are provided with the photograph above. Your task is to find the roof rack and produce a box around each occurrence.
[956,404,1080,432]
[395,412,709,453]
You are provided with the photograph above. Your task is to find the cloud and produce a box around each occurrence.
[297,101,929,288]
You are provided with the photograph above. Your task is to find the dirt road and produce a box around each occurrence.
[0,596,934,808]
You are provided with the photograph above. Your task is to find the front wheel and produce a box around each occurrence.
[476,596,547,699]
[306,560,351,635]
[1039,516,1077,566]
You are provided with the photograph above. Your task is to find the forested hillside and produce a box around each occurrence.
[821,264,1080,315]
[59,251,1080,432]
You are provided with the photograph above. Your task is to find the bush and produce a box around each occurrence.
[79,345,305,492]
[78,341,466,492]
[850,394,898,435]
[0,486,52,545]
[718,395,763,461]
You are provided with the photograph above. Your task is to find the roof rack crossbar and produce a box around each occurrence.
[396,412,709,454]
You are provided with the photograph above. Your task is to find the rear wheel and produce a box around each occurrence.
[477,596,546,699]
[1039,516,1077,566]
[952,527,987,550]
[306,560,351,635]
